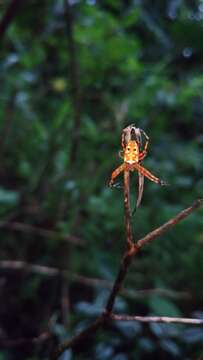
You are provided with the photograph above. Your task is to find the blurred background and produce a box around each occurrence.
[0,0,203,359]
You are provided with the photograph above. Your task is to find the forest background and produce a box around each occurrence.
[0,0,203,359]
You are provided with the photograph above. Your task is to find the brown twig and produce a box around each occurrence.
[0,0,24,41]
[105,252,133,313]
[0,260,189,299]
[52,198,203,358]
[0,259,115,287]
[110,314,203,325]
[105,167,134,313]
[0,221,84,246]
[52,306,203,358]
[52,317,105,359]
[106,199,203,314]
[105,146,138,313]
[134,198,203,253]
[0,260,189,300]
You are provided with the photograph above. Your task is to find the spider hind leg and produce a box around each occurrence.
[133,163,167,186]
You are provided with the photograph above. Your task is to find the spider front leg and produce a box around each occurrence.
[139,130,149,161]
[133,163,167,186]
[109,163,126,187]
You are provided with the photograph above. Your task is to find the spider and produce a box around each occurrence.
[109,131,167,188]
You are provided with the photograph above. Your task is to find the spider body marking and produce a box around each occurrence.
[109,138,167,187]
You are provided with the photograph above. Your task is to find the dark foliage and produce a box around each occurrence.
[0,0,203,359]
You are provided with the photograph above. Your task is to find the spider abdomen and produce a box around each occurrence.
[124,140,139,164]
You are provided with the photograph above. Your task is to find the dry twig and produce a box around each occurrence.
[52,198,203,359]
[110,314,203,325]
[0,260,189,300]
[0,221,84,246]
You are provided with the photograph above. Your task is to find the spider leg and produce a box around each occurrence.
[121,132,126,149]
[139,132,149,161]
[119,150,124,159]
[139,150,148,161]
[136,171,145,208]
[132,163,167,186]
[109,163,126,187]
[140,128,149,141]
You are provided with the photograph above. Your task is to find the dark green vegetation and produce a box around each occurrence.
[0,0,203,359]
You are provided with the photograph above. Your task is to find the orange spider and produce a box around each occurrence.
[109,134,167,187]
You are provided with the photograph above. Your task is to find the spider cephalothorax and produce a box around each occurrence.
[109,132,167,188]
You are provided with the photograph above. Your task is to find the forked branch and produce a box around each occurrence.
[52,198,203,359]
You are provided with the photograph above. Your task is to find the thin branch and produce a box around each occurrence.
[0,259,115,287]
[134,198,203,253]
[0,260,61,276]
[0,0,24,41]
[0,221,84,246]
[0,260,189,300]
[52,317,104,360]
[110,314,203,325]
[105,199,203,313]
[105,252,133,313]
[106,168,135,313]
[0,260,114,287]
[53,198,203,358]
